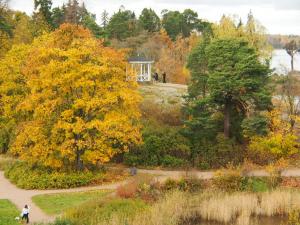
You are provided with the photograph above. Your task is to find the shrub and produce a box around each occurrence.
[124,122,190,168]
[213,170,245,192]
[163,178,179,191]
[163,177,203,193]
[248,132,299,165]
[282,178,300,188]
[4,162,125,189]
[213,169,281,193]
[117,175,162,202]
[244,178,269,192]
[161,155,187,167]
[193,134,244,169]
[117,181,138,199]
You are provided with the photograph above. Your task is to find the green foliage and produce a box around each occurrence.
[186,39,210,98]
[4,162,106,189]
[32,190,110,215]
[183,132,244,169]
[107,9,139,40]
[161,9,207,40]
[81,13,103,38]
[0,5,13,37]
[139,8,160,33]
[124,123,190,167]
[241,115,269,138]
[51,6,65,29]
[184,38,272,168]
[34,0,53,26]
[244,177,269,192]
[161,155,186,167]
[0,200,19,225]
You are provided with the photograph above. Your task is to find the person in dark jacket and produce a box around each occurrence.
[153,72,159,82]
[162,72,167,83]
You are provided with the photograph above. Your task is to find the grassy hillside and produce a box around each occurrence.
[139,83,187,126]
[139,83,187,106]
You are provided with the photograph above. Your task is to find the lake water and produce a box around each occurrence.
[270,49,300,74]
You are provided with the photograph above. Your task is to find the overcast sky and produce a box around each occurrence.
[8,0,300,35]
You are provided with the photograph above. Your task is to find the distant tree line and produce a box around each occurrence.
[268,34,300,49]
[19,0,212,41]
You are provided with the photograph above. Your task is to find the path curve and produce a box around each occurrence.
[2,167,300,224]
[0,171,128,223]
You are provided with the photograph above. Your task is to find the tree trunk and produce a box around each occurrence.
[76,151,84,171]
[224,103,230,138]
[291,55,294,71]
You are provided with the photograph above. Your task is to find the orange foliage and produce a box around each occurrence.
[116,181,138,198]
[155,32,199,84]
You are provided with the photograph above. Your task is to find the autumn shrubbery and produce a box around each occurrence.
[213,170,281,192]
[163,177,203,193]
[4,162,126,189]
[116,175,162,203]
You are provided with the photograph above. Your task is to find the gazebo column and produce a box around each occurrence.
[148,63,151,81]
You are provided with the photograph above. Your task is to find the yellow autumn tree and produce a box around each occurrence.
[0,44,30,153]
[2,24,141,170]
[213,13,272,59]
[248,110,299,163]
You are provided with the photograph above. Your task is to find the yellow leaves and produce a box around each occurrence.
[248,110,299,159]
[249,133,298,158]
[1,24,142,169]
[213,15,272,59]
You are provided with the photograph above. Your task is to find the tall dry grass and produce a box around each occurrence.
[192,190,300,225]
[64,189,300,225]
[92,190,189,225]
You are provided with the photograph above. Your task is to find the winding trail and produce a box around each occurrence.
[0,171,128,223]
[1,167,300,224]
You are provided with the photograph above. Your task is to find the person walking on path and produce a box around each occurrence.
[21,205,30,224]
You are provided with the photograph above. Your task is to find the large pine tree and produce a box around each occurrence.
[186,38,272,139]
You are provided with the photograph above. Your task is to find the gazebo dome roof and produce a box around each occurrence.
[128,56,154,63]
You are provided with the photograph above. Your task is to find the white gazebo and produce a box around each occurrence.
[127,56,154,82]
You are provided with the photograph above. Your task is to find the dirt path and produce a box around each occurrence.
[1,167,300,224]
[0,171,127,224]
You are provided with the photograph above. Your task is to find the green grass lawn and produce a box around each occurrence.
[0,199,20,225]
[32,190,111,215]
